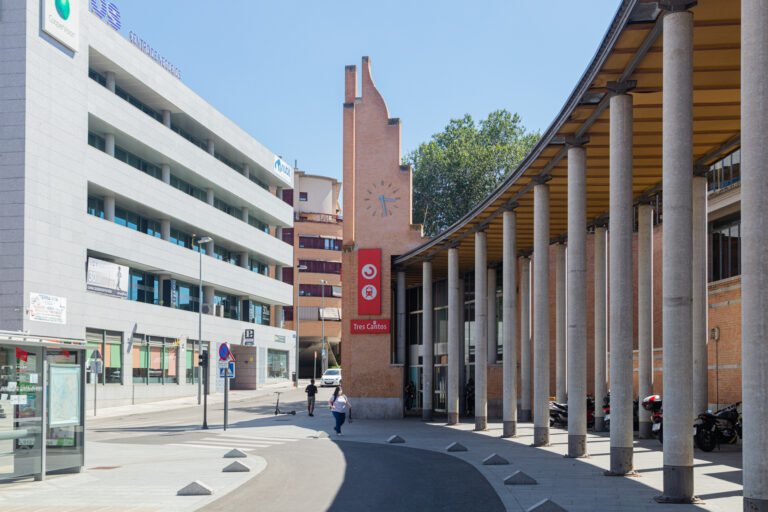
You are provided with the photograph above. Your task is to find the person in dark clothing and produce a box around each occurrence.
[404,381,416,411]
[465,378,475,416]
[305,379,318,416]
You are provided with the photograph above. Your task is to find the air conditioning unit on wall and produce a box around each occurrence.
[201,303,214,315]
[215,305,224,317]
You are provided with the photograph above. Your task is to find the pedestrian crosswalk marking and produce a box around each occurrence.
[215,434,298,442]
[170,443,271,450]
[200,437,281,446]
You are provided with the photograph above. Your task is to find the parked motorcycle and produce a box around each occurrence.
[694,402,742,452]
[641,394,664,443]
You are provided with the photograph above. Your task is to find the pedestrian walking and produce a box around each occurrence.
[465,378,475,416]
[404,381,416,411]
[329,385,351,436]
[305,379,318,416]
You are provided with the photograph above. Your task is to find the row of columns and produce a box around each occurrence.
[408,3,766,507]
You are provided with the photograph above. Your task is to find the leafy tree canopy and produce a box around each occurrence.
[406,110,540,237]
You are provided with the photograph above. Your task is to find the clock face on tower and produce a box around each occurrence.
[363,180,401,217]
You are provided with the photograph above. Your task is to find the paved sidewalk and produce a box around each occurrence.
[86,379,300,420]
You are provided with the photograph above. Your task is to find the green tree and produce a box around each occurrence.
[406,110,540,236]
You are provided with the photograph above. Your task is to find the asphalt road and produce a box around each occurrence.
[89,387,505,512]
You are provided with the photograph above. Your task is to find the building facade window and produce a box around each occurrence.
[247,215,270,233]
[298,259,342,274]
[267,349,289,380]
[131,334,178,384]
[114,206,162,238]
[707,148,741,193]
[248,257,269,276]
[248,300,271,326]
[114,145,163,180]
[214,293,240,319]
[213,197,242,220]
[186,340,204,384]
[129,270,159,305]
[85,329,122,384]
[87,196,104,218]
[88,131,106,151]
[282,189,294,206]
[298,235,341,251]
[299,284,336,297]
[299,192,308,201]
[176,281,201,312]
[170,174,207,203]
[709,213,741,282]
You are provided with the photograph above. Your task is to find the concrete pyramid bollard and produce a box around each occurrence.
[177,480,214,496]
[446,442,468,452]
[504,470,537,485]
[526,498,567,512]
[482,453,509,465]
[224,449,248,458]
[223,461,251,473]
[386,435,405,444]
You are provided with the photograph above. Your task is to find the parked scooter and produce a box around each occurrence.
[641,394,664,443]
[694,402,742,452]
[549,396,596,428]
[602,395,639,432]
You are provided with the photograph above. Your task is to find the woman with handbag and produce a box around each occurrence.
[329,386,351,436]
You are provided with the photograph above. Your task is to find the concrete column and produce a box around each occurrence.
[555,243,567,403]
[447,249,460,425]
[692,175,708,417]
[487,267,498,365]
[105,133,115,157]
[161,164,171,184]
[207,139,215,155]
[203,286,215,314]
[659,5,695,503]
[502,210,518,437]
[105,71,115,93]
[242,164,251,179]
[742,1,768,509]
[637,204,654,439]
[520,256,532,422]
[160,219,171,241]
[567,143,587,458]
[458,277,466,416]
[162,110,171,128]
[241,208,249,224]
[533,183,550,446]
[593,226,608,432]
[397,271,407,366]
[422,260,434,421]
[474,231,488,430]
[104,195,115,222]
[239,251,249,269]
[206,188,214,206]
[608,87,634,475]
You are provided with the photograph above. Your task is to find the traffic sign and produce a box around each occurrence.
[219,344,230,360]
[218,361,235,379]
[244,328,254,345]
[321,349,326,356]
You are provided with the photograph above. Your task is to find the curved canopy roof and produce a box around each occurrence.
[394,0,740,285]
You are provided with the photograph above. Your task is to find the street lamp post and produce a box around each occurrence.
[194,235,213,429]
[296,265,308,387]
[319,279,328,374]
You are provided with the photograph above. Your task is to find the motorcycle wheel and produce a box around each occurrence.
[695,428,717,452]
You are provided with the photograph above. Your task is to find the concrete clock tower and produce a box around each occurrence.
[342,57,424,418]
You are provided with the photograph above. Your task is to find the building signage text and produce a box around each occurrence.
[357,248,381,315]
[273,156,293,185]
[351,319,390,334]
[29,293,67,325]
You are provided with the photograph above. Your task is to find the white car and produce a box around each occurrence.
[321,368,342,387]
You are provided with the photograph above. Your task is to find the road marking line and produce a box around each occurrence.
[169,443,263,450]
[200,437,283,446]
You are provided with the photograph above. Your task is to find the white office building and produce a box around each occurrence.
[0,0,297,408]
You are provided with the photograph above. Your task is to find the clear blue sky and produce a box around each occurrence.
[111,1,620,182]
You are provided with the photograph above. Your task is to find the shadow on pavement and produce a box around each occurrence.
[326,440,505,512]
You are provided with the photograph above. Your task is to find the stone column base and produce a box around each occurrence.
[638,421,652,439]
[474,416,487,431]
[532,426,549,447]
[446,412,459,425]
[743,498,768,511]
[604,447,637,476]
[502,420,517,438]
[567,434,587,458]
[653,465,700,503]
[593,416,606,432]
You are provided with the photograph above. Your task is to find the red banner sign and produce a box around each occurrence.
[351,319,391,334]
[357,248,382,315]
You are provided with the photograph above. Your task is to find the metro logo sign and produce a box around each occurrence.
[357,248,381,315]
[351,319,390,334]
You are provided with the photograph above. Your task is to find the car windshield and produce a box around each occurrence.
[324,369,340,376]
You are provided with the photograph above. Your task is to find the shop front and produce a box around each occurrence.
[0,331,86,482]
